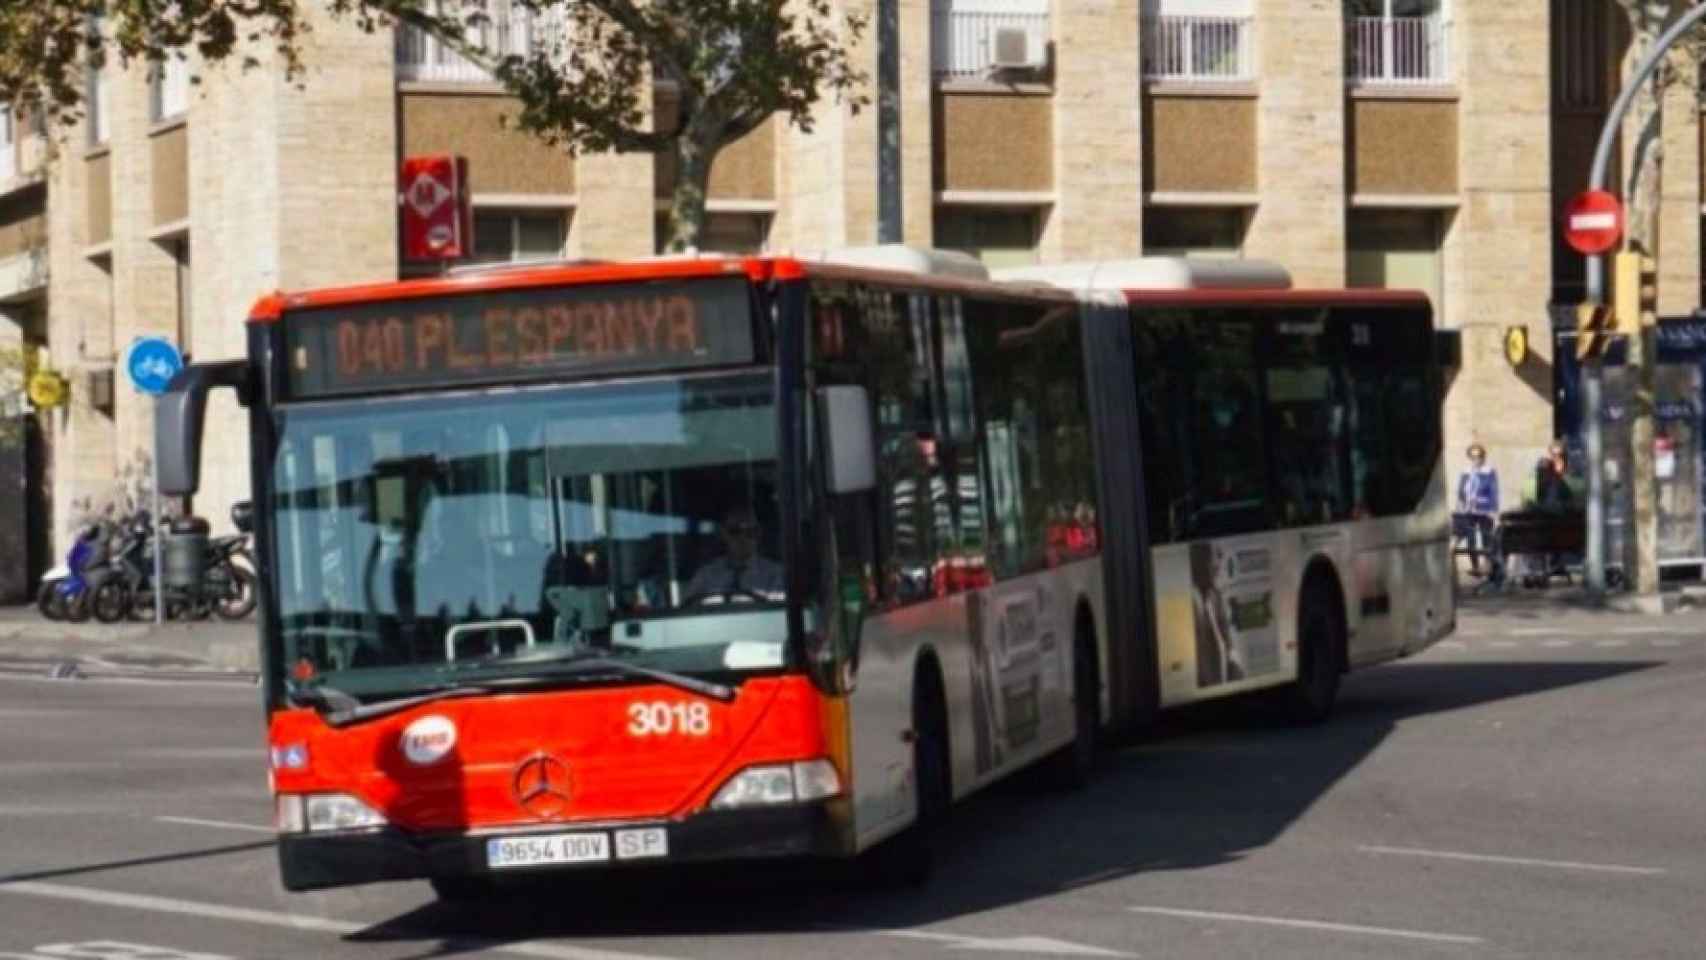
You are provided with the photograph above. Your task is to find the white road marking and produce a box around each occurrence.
[1540,639,1574,648]
[885,930,1133,957]
[1437,641,1468,651]
[1488,640,1519,649]
[1594,640,1630,649]
[0,881,679,960]
[1128,906,1482,945]
[1509,627,1560,636]
[1359,845,1666,876]
[1611,626,1673,636]
[155,816,273,834]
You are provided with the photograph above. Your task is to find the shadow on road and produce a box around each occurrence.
[342,658,1657,955]
[0,840,276,887]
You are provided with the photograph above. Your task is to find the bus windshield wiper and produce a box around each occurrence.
[476,648,736,703]
[295,683,495,729]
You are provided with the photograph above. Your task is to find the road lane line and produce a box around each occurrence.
[1437,641,1468,651]
[1128,906,1482,945]
[155,816,273,834]
[1611,626,1672,636]
[1510,627,1562,637]
[1541,639,1575,648]
[1594,640,1630,649]
[1358,845,1666,876]
[0,880,680,960]
[1488,640,1519,649]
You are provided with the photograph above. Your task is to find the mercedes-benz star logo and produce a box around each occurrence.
[512,751,572,820]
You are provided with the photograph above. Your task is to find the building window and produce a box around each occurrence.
[1143,207,1248,257]
[396,0,558,84]
[87,64,109,145]
[0,108,14,182]
[934,207,1043,268]
[471,210,567,263]
[1141,1,1254,82]
[931,0,1051,81]
[151,57,190,122]
[1346,0,1451,86]
[1347,209,1443,309]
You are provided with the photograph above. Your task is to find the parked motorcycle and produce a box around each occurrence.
[156,503,257,622]
[35,524,105,623]
[89,512,157,624]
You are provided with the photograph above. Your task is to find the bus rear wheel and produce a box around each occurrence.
[1283,580,1344,723]
[1041,624,1098,790]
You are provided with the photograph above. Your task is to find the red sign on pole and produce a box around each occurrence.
[400,155,471,262]
[1564,189,1624,255]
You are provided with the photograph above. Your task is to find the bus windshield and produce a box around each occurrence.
[268,371,793,700]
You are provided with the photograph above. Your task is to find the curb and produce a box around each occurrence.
[0,656,258,684]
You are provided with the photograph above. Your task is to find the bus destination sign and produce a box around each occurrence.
[284,277,756,398]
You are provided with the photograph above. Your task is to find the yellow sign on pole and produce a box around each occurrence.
[25,369,68,409]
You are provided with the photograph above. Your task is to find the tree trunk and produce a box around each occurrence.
[664,133,716,253]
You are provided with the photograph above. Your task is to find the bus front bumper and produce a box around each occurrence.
[277,803,846,892]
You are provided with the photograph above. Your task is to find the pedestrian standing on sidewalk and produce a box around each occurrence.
[1456,442,1500,576]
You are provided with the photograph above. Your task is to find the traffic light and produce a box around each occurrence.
[1613,250,1658,332]
[1576,302,1611,360]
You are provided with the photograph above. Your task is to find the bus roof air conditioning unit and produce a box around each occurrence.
[993,258,1293,292]
[805,245,991,281]
[991,27,1039,70]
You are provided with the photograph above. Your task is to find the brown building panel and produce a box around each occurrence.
[1143,95,1256,194]
[652,94,777,200]
[151,123,189,227]
[0,185,46,260]
[86,152,112,247]
[934,93,1052,193]
[1348,99,1459,195]
[399,92,575,196]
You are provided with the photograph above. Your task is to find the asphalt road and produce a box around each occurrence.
[1,607,1702,960]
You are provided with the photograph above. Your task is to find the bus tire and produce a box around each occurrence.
[1284,578,1344,724]
[863,661,949,887]
[1041,620,1098,790]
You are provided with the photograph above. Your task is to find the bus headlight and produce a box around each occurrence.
[710,759,842,809]
[276,793,388,833]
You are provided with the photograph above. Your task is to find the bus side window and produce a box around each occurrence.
[1187,314,1269,538]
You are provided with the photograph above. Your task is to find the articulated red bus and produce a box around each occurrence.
[156,247,1453,899]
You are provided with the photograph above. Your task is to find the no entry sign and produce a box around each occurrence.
[1564,190,1624,255]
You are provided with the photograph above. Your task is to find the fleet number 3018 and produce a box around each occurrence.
[627,701,711,737]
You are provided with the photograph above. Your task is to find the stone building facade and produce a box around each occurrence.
[0,0,1698,563]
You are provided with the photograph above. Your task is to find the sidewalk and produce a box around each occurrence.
[1457,578,1706,625]
[0,605,260,680]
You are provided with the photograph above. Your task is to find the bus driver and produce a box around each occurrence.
[684,505,785,602]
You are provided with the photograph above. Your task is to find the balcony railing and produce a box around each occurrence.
[396,5,558,84]
[1143,15,1252,82]
[931,0,1051,80]
[1349,16,1450,86]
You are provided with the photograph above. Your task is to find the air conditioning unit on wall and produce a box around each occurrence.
[990,27,1042,70]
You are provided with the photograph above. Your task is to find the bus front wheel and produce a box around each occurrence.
[861,662,949,887]
[1283,580,1344,724]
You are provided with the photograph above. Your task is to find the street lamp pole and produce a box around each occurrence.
[876,0,902,245]
[1581,3,1706,598]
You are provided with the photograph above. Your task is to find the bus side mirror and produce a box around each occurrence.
[156,360,251,497]
[819,385,876,495]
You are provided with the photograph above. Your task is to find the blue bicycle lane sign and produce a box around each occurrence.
[125,336,184,396]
